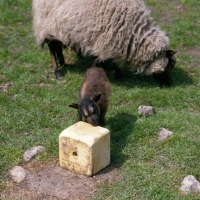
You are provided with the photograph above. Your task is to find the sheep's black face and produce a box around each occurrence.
[153,50,177,87]
[79,98,100,126]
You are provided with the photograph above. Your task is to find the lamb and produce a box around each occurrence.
[32,0,177,86]
[68,65,111,126]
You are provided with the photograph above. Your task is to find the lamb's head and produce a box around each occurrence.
[151,50,177,87]
[68,94,101,126]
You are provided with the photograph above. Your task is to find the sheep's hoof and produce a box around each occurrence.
[115,71,123,80]
[55,70,63,79]
[114,66,123,80]
[152,73,172,87]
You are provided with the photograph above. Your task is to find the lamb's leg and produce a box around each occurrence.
[99,108,107,127]
[77,111,82,122]
[48,40,63,79]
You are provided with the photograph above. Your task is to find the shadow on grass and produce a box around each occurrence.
[172,65,194,86]
[61,56,93,76]
[106,112,137,165]
[61,56,193,88]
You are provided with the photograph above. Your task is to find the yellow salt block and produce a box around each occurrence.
[59,121,110,176]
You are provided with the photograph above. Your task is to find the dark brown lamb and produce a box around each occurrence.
[68,65,111,126]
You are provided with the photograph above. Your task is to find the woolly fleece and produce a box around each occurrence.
[32,0,169,74]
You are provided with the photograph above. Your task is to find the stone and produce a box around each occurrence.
[158,128,174,141]
[9,166,27,183]
[23,146,46,162]
[59,121,110,176]
[180,175,200,194]
[138,105,155,117]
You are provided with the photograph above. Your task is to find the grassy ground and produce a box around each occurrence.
[0,0,200,199]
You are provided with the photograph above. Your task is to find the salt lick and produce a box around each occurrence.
[59,121,110,176]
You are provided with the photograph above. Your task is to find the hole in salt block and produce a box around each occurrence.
[72,152,78,156]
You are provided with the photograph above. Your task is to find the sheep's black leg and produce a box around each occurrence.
[113,63,123,80]
[55,41,65,68]
[76,49,83,59]
[153,72,172,87]
[48,40,63,79]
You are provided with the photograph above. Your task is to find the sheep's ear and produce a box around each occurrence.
[92,94,101,102]
[68,103,78,109]
[166,50,177,56]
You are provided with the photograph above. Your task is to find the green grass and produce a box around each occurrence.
[0,0,200,199]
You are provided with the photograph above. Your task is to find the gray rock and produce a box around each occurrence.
[158,128,174,141]
[180,175,200,194]
[23,146,45,162]
[138,105,155,117]
[9,166,27,183]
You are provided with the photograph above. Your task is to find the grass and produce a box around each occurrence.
[0,0,200,199]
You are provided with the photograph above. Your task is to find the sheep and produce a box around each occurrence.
[32,0,177,86]
[68,64,111,126]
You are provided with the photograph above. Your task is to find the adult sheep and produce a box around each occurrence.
[32,0,177,86]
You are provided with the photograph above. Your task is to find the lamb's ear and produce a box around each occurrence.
[92,94,101,102]
[166,50,177,56]
[68,103,78,109]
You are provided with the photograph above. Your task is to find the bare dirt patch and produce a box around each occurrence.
[1,160,122,200]
[148,2,187,25]
[187,46,200,62]
[185,46,200,71]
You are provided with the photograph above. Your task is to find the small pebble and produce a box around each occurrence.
[180,175,200,194]
[138,105,155,117]
[23,146,45,162]
[158,128,174,141]
[9,166,27,183]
